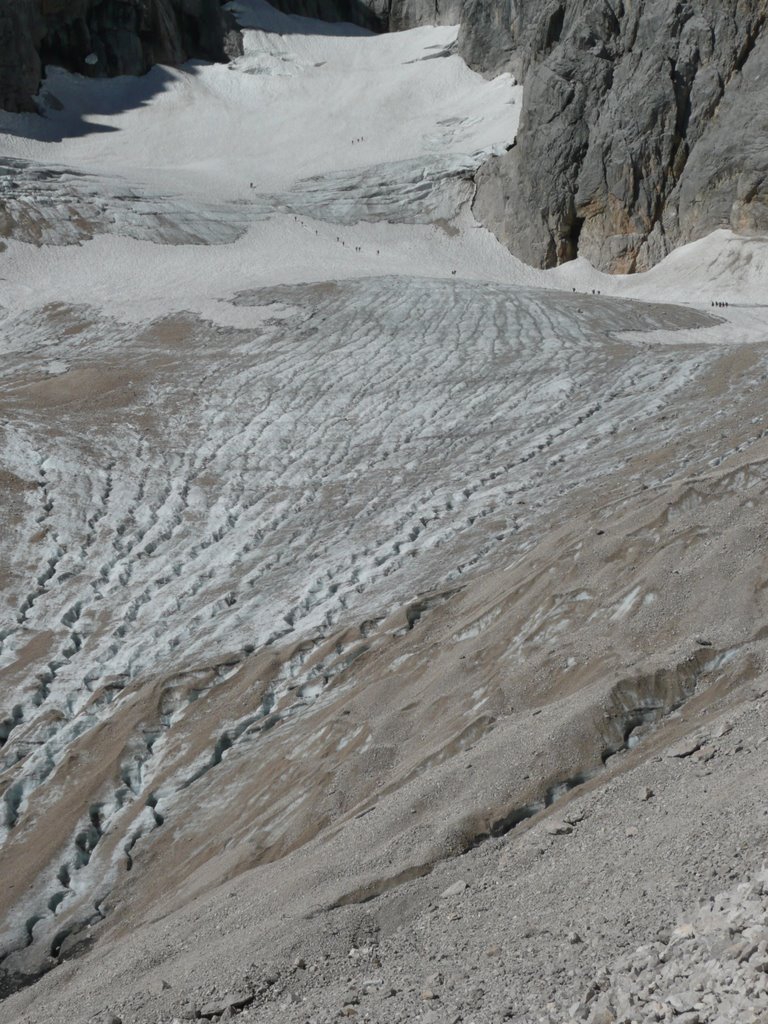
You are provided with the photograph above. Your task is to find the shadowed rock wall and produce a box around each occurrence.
[263,0,463,32]
[0,0,242,113]
[463,0,768,272]
[257,0,389,31]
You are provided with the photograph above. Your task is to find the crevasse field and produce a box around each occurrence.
[1,2,768,1021]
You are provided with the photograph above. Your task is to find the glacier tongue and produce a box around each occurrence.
[0,272,726,990]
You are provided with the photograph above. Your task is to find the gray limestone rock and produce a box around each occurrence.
[265,0,463,32]
[262,0,390,31]
[457,0,532,80]
[0,0,243,113]
[0,1,43,113]
[389,0,464,32]
[441,879,469,899]
[465,0,768,272]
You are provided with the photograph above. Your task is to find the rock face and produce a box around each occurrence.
[0,2,42,113]
[265,0,463,32]
[0,0,242,113]
[465,0,768,272]
[261,0,390,32]
[389,0,464,31]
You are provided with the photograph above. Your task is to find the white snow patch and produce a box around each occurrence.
[610,586,642,622]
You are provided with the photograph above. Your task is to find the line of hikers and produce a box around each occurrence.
[286,214,384,256]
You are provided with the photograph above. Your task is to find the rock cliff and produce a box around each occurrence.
[464,0,768,272]
[265,0,462,32]
[0,0,242,113]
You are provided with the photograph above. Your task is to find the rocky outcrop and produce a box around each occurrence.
[465,0,768,272]
[265,0,463,33]
[457,0,528,79]
[0,2,42,113]
[0,0,242,113]
[260,0,389,32]
[387,0,463,32]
